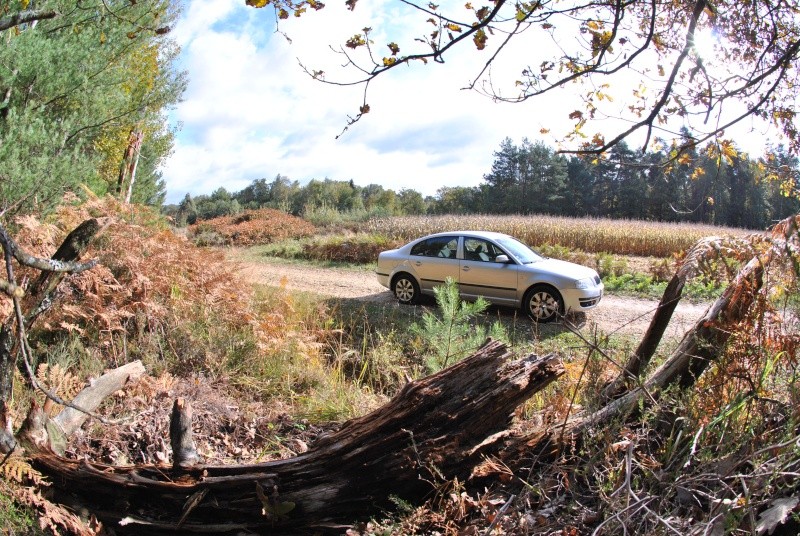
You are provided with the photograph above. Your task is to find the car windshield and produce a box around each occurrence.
[495,236,545,264]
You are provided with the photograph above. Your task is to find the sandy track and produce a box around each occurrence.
[233,255,709,337]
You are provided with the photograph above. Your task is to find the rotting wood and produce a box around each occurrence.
[31,340,564,534]
[53,360,145,437]
[170,397,199,469]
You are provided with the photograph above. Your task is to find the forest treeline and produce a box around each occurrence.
[166,137,800,230]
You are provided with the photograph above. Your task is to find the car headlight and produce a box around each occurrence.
[575,278,595,289]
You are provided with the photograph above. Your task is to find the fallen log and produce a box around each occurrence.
[32,340,564,534]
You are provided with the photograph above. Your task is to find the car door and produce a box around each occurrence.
[459,237,519,306]
[408,235,461,294]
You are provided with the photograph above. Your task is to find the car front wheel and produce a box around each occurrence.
[392,274,420,304]
[524,285,563,323]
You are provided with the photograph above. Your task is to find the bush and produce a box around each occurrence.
[300,234,401,264]
[187,209,316,246]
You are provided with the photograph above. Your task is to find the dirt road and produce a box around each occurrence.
[233,255,710,337]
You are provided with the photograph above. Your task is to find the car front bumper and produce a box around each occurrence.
[561,286,604,312]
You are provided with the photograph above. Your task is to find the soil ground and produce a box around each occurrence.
[231,254,710,337]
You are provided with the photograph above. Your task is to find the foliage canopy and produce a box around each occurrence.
[0,0,186,216]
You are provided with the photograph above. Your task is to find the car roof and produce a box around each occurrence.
[416,230,512,240]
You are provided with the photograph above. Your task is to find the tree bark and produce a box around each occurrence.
[32,340,564,534]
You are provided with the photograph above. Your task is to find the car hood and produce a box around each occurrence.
[527,258,598,281]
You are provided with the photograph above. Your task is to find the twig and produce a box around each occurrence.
[484,494,515,535]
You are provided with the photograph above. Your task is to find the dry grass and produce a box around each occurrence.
[362,214,752,258]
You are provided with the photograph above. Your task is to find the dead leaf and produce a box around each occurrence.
[756,497,798,535]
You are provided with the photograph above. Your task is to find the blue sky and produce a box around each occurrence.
[160,0,777,205]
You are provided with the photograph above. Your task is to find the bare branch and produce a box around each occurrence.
[0,225,97,274]
[0,9,57,32]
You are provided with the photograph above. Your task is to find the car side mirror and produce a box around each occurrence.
[495,254,509,263]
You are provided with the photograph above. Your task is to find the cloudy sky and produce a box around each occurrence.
[160,0,775,204]
[159,0,595,203]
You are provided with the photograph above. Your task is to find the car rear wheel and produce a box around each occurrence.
[393,274,420,304]
[524,285,563,323]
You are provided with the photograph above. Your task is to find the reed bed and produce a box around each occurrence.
[362,214,753,258]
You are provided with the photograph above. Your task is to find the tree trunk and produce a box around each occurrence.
[32,341,564,534]
[117,129,143,204]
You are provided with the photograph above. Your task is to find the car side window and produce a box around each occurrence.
[464,238,497,262]
[411,236,458,258]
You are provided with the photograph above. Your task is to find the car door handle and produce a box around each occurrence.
[414,261,422,267]
[462,266,470,272]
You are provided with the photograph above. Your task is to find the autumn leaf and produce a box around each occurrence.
[473,28,487,50]
[278,8,289,19]
[382,57,397,66]
[476,6,489,20]
[720,140,738,164]
[345,0,357,11]
[245,0,270,7]
[346,34,366,48]
[591,30,614,57]
[569,110,583,120]
[586,20,601,31]
[446,23,462,32]
[387,42,400,55]
[359,104,370,114]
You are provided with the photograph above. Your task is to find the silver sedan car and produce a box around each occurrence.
[376,231,603,322]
